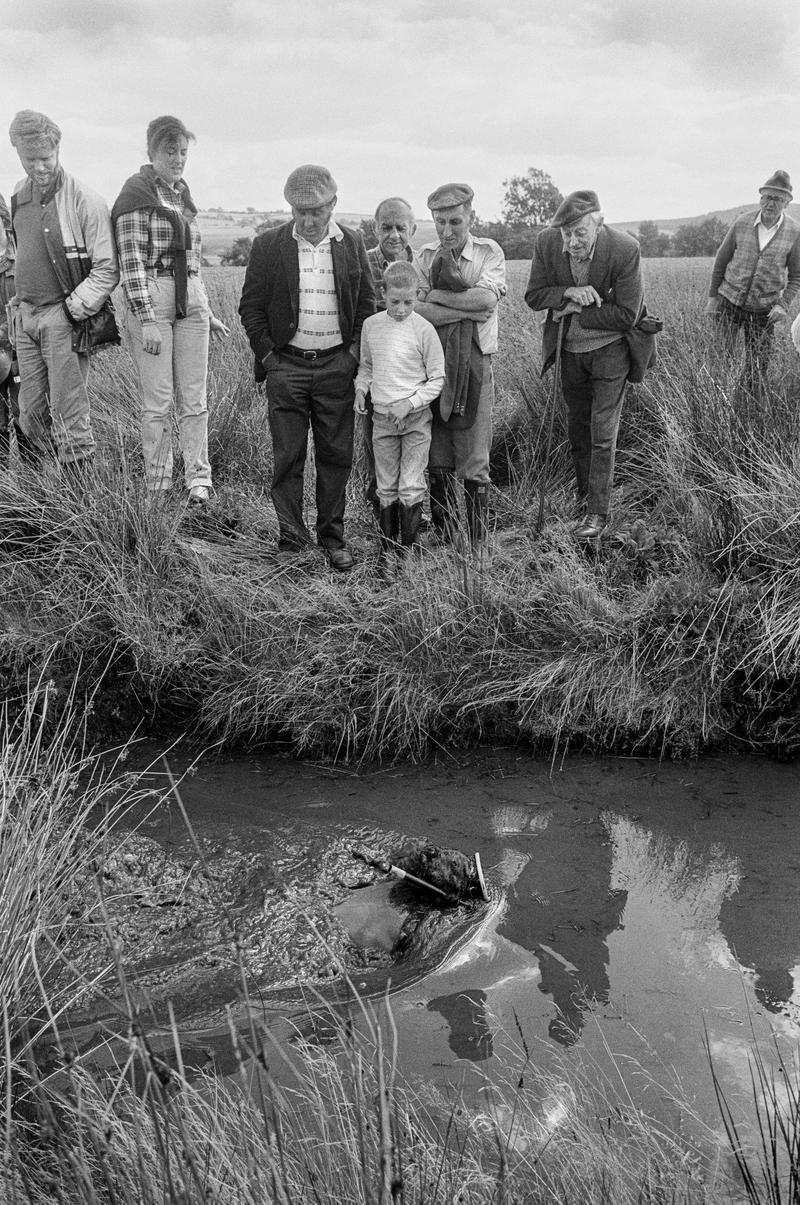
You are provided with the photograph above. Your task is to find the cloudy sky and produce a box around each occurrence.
[2,0,798,223]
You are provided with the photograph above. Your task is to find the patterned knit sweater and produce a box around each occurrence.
[710,210,800,313]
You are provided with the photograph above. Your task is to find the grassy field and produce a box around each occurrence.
[3,264,800,1197]
[3,255,800,761]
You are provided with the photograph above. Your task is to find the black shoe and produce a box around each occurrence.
[326,546,354,572]
[574,512,607,540]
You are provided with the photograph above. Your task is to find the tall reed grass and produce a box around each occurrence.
[1,258,800,760]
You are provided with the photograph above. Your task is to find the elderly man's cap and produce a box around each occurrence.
[284,165,337,208]
[760,169,793,199]
[427,182,474,211]
[551,190,601,228]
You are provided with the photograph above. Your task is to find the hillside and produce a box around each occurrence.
[613,201,800,235]
[197,209,437,263]
[199,201,800,262]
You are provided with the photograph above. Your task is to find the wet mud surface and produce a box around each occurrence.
[63,746,800,1132]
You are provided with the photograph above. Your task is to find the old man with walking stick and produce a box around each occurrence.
[525,190,644,541]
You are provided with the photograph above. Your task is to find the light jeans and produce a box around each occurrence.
[123,274,211,490]
[372,405,432,506]
[15,299,94,464]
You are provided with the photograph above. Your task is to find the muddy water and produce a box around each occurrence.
[98,747,800,1136]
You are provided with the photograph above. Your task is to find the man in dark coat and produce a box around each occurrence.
[239,165,375,569]
[525,190,643,541]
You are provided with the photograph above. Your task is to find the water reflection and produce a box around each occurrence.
[427,989,494,1061]
[496,815,627,1045]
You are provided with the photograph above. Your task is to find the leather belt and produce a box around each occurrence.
[281,343,345,362]
[146,268,199,277]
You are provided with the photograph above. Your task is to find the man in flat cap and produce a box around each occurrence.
[707,169,800,397]
[8,109,119,470]
[415,183,506,566]
[239,165,375,569]
[525,190,643,541]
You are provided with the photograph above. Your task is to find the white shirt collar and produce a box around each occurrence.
[755,210,784,233]
[292,219,344,247]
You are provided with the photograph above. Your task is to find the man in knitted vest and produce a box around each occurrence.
[707,170,800,397]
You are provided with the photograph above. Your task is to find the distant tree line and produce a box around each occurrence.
[636,216,729,258]
[216,170,731,265]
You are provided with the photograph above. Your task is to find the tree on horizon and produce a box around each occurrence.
[501,167,563,227]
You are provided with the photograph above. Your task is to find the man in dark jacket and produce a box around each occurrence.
[239,165,375,569]
[525,190,643,541]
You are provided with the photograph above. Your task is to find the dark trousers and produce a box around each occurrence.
[560,338,630,516]
[717,297,774,397]
[264,349,356,551]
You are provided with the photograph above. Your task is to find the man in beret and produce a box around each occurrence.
[361,196,419,517]
[8,109,119,470]
[707,169,800,397]
[415,182,506,567]
[239,164,375,570]
[525,190,643,541]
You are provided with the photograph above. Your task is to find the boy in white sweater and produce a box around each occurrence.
[355,260,444,578]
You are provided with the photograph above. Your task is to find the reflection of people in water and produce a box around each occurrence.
[427,989,494,1061]
[496,815,627,1046]
[718,854,799,1018]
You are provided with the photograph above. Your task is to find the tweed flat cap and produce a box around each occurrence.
[283,164,337,208]
[760,169,792,198]
[551,190,601,228]
[427,182,474,211]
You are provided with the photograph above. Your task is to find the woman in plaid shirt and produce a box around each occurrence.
[112,115,228,502]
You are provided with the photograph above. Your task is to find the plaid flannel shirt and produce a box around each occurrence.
[115,177,202,323]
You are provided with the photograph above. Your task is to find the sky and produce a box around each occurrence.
[2,0,799,225]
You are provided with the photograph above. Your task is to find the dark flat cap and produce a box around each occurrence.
[427,182,474,211]
[760,169,792,198]
[284,165,337,208]
[551,190,601,228]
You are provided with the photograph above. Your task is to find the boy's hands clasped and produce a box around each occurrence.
[354,391,415,430]
[391,398,414,428]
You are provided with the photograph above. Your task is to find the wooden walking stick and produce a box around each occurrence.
[535,314,565,535]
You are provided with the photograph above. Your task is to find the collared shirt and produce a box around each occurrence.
[366,243,416,310]
[755,210,784,252]
[115,175,202,323]
[290,220,344,349]
[13,180,64,305]
[416,233,506,354]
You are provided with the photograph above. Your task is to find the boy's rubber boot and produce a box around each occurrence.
[464,479,491,570]
[399,501,424,563]
[428,469,459,546]
[377,502,400,583]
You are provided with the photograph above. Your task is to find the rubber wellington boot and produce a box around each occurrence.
[464,479,492,570]
[428,468,459,546]
[399,500,423,565]
[377,502,400,583]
